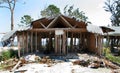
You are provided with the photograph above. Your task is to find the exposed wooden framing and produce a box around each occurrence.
[79,32,82,49]
[26,32,28,53]
[55,35,58,54]
[60,35,61,54]
[39,35,41,52]
[17,34,20,58]
[60,16,73,28]
[38,21,46,28]
[66,30,68,54]
[35,31,37,52]
[74,34,76,45]
[70,32,73,52]
[47,17,58,28]
[30,28,87,32]
[62,31,66,55]
[49,32,52,52]
[31,31,33,53]
[22,32,24,55]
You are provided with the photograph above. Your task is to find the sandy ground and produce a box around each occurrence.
[0,48,114,73]
[0,62,112,73]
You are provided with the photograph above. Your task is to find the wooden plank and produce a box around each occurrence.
[60,16,73,28]
[38,21,46,28]
[26,32,28,53]
[29,28,87,32]
[55,35,58,54]
[36,32,37,52]
[47,17,58,28]
[62,31,66,55]
[70,32,73,52]
[22,32,24,55]
[17,34,20,58]
[10,61,21,72]
[31,32,33,53]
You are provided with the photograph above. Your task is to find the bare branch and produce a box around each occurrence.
[7,0,12,10]
[13,0,16,10]
[0,6,10,9]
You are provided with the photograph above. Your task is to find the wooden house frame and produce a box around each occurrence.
[1,15,105,57]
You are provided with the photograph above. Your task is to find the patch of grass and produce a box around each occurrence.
[103,47,120,65]
[106,53,120,65]
[0,49,18,61]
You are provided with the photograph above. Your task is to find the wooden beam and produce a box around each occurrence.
[47,17,58,28]
[62,31,66,55]
[31,31,33,53]
[22,32,24,55]
[38,21,46,28]
[17,34,20,58]
[36,32,37,52]
[26,32,28,53]
[55,35,58,54]
[70,32,73,52]
[29,28,87,32]
[60,16,73,28]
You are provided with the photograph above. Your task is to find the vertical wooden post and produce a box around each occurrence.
[22,32,24,55]
[70,32,73,52]
[17,34,20,58]
[39,35,41,52]
[62,31,66,55]
[31,31,33,53]
[79,33,81,49]
[74,35,76,46]
[66,30,68,54]
[55,35,58,54]
[49,33,52,52]
[26,32,28,53]
[36,31,37,52]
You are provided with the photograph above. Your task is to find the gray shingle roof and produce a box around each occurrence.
[108,27,120,36]
[87,24,103,34]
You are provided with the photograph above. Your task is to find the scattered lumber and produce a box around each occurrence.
[10,61,21,72]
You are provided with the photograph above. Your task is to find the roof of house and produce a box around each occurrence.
[1,26,30,46]
[108,26,120,36]
[87,24,103,34]
[1,15,105,46]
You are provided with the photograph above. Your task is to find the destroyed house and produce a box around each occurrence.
[1,15,105,57]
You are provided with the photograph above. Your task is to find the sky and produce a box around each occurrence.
[0,0,111,39]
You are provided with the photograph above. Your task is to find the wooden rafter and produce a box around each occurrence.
[47,17,58,28]
[38,21,47,28]
[60,16,73,28]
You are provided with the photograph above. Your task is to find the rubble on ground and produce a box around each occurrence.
[0,53,119,73]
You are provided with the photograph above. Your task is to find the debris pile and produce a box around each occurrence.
[0,53,119,73]
[72,57,120,69]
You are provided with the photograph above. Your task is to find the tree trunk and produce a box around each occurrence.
[10,10,14,46]
[11,10,14,30]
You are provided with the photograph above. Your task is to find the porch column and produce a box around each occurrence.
[35,31,38,52]
[31,31,33,53]
[17,34,20,58]
[26,32,28,53]
[70,32,73,52]
[55,35,58,54]
[62,31,66,55]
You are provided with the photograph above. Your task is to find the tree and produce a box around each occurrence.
[64,5,91,24]
[104,0,120,26]
[0,0,17,30]
[41,4,61,18]
[19,15,33,26]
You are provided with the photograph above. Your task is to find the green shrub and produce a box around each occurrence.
[0,49,18,61]
[106,53,120,64]
[1,50,11,61]
[103,47,111,56]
